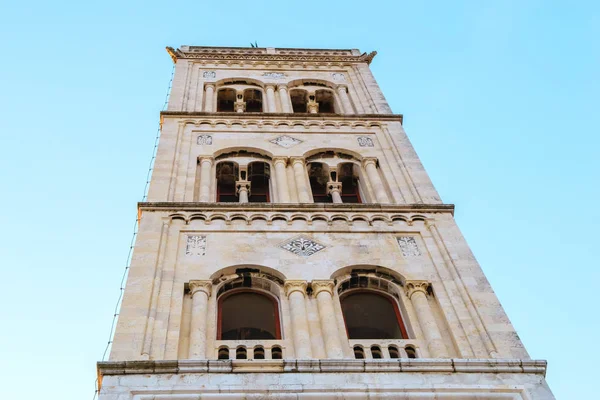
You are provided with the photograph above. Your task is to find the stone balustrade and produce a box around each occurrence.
[214,341,284,360]
[348,339,425,360]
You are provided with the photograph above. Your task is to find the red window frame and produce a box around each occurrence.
[216,289,282,340]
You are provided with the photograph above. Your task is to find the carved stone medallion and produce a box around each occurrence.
[186,235,207,256]
[270,135,302,148]
[357,136,374,147]
[396,236,421,257]
[332,73,345,81]
[203,71,216,79]
[280,235,326,257]
[197,135,213,145]
[262,72,286,79]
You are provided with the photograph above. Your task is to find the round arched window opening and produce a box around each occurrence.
[217,290,281,340]
[340,290,408,339]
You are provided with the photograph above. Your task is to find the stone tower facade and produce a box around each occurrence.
[97,46,554,399]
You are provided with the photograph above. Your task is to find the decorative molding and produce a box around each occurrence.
[311,280,335,296]
[262,72,286,79]
[202,71,216,79]
[357,136,374,147]
[332,73,346,81]
[185,235,207,256]
[197,135,213,145]
[284,280,308,296]
[397,236,421,257]
[280,235,326,257]
[189,280,212,297]
[405,280,431,299]
[270,135,303,148]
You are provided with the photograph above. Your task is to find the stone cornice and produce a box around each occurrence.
[97,358,547,376]
[138,202,454,215]
[166,46,377,65]
[161,111,403,124]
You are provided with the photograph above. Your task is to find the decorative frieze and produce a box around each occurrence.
[197,135,213,145]
[185,235,207,256]
[357,136,374,147]
[202,71,216,79]
[270,135,302,148]
[280,235,326,257]
[397,236,421,257]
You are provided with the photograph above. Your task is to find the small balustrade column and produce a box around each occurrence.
[204,84,215,112]
[291,158,311,203]
[285,280,313,359]
[327,182,343,204]
[362,158,389,203]
[188,280,212,359]
[312,280,344,358]
[236,180,250,203]
[336,85,354,114]
[405,281,449,358]
[273,157,290,203]
[278,85,292,113]
[198,156,214,202]
[265,84,277,112]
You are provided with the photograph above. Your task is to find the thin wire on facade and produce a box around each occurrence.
[93,65,175,400]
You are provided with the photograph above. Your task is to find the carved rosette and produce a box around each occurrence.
[271,135,302,148]
[311,280,335,296]
[284,280,308,297]
[189,280,212,297]
[405,280,431,299]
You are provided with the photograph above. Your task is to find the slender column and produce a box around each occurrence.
[291,158,311,203]
[327,182,343,204]
[307,92,319,113]
[362,158,389,203]
[188,280,212,359]
[278,85,292,113]
[336,85,354,114]
[265,84,277,112]
[273,157,290,203]
[204,84,215,112]
[405,281,449,358]
[312,280,344,358]
[285,280,312,359]
[198,157,214,202]
[236,180,250,203]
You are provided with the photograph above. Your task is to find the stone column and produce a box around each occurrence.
[273,157,290,203]
[291,158,311,203]
[204,84,215,112]
[312,280,344,358]
[327,182,343,204]
[188,280,212,359]
[362,158,389,203]
[278,85,292,113]
[405,280,449,358]
[336,85,354,114]
[265,84,277,112]
[236,180,250,203]
[198,157,214,202]
[284,280,312,359]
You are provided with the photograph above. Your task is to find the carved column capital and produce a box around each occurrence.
[273,156,289,166]
[265,83,276,90]
[235,180,250,194]
[311,280,335,296]
[277,84,288,90]
[326,182,342,195]
[336,84,348,92]
[284,280,308,297]
[198,156,214,164]
[204,83,216,90]
[290,157,306,166]
[405,280,431,299]
[362,157,378,168]
[189,280,212,297]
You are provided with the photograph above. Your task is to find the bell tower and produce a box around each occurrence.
[97,46,555,399]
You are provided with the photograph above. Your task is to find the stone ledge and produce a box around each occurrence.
[160,111,403,122]
[98,358,546,376]
[138,202,455,215]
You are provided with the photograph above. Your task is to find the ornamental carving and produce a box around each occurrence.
[284,280,308,296]
[197,135,213,145]
[405,280,431,299]
[270,135,302,148]
[262,72,286,79]
[397,236,421,257]
[203,71,216,79]
[332,73,345,81]
[185,235,207,256]
[311,280,335,296]
[189,280,212,297]
[280,235,326,257]
[357,136,374,147]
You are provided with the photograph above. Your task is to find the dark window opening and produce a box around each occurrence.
[341,291,406,339]
[308,162,332,203]
[353,346,365,359]
[244,89,263,112]
[218,291,281,340]
[339,163,361,203]
[218,347,229,360]
[271,346,283,359]
[217,88,236,112]
[248,162,270,202]
[290,89,308,113]
[253,347,265,359]
[388,345,400,359]
[316,90,336,113]
[216,162,239,202]
[236,347,247,359]
[371,345,383,359]
[405,346,417,359]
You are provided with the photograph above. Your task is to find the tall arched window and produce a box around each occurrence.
[248,162,270,202]
[290,89,308,113]
[341,291,407,339]
[244,88,263,112]
[218,290,281,340]
[217,88,236,112]
[338,163,361,203]
[216,161,239,202]
[315,89,336,113]
[308,162,332,203]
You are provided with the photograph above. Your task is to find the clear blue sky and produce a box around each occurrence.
[0,1,597,399]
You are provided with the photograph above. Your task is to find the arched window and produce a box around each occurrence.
[218,290,281,340]
[315,89,336,113]
[216,161,239,202]
[244,88,263,112]
[308,162,332,203]
[217,88,236,112]
[248,162,270,202]
[338,163,361,203]
[290,89,308,113]
[341,291,407,339]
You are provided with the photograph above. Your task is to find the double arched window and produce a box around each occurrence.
[215,156,271,203]
[217,290,281,340]
[216,81,264,112]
